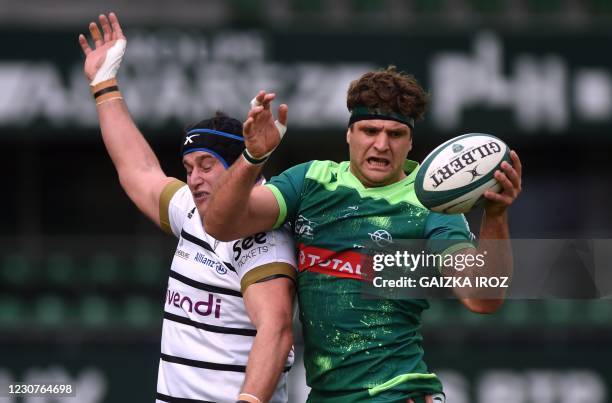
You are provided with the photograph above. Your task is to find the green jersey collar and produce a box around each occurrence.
[344,159,420,190]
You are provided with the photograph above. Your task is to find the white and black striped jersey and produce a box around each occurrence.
[156,180,297,403]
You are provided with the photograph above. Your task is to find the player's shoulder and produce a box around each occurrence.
[215,224,293,251]
[168,182,193,208]
[303,160,347,183]
[175,188,197,220]
[161,180,197,236]
[270,160,339,186]
[242,224,293,246]
[218,225,295,270]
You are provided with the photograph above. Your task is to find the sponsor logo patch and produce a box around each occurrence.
[184,134,200,145]
[233,232,268,268]
[187,207,196,219]
[194,252,227,275]
[296,215,316,240]
[175,249,190,260]
[368,229,393,247]
[298,244,367,280]
[166,288,222,318]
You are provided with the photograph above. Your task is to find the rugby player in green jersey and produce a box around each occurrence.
[204,67,522,403]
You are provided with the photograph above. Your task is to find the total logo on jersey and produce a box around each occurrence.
[298,244,365,280]
[166,288,222,318]
[233,233,268,268]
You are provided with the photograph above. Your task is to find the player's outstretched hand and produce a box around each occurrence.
[78,12,126,84]
[483,150,523,216]
[243,90,288,159]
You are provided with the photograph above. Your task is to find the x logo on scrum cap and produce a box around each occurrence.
[184,134,200,145]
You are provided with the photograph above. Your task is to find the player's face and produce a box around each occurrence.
[182,151,227,212]
[347,120,412,187]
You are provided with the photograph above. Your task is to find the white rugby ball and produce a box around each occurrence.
[415,133,510,214]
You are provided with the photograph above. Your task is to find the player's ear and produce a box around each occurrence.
[346,125,352,145]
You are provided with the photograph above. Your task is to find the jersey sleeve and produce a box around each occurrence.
[230,225,297,294]
[264,161,312,229]
[159,179,192,237]
[424,212,476,256]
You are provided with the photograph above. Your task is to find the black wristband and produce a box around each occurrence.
[236,400,250,403]
[93,85,120,99]
[242,149,268,165]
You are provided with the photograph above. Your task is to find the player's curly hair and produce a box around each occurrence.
[347,65,429,121]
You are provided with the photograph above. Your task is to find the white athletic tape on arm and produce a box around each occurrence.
[275,120,287,139]
[90,39,127,86]
[249,96,260,109]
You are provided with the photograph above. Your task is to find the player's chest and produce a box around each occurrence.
[172,225,239,289]
[295,194,429,249]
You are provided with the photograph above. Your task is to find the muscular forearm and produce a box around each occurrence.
[479,210,510,240]
[467,211,512,312]
[205,157,263,240]
[453,150,521,313]
[450,211,512,313]
[241,322,293,402]
[97,98,163,181]
[95,98,173,224]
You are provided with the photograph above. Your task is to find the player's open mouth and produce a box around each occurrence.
[192,192,209,202]
[366,157,390,168]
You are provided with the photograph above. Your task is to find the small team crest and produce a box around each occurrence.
[215,263,228,275]
[296,215,316,240]
[452,143,464,153]
[368,229,393,247]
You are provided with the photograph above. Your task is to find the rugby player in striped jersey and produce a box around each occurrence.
[79,13,297,403]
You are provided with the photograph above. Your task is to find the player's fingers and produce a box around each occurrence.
[263,92,276,102]
[108,12,126,40]
[484,190,513,206]
[243,117,253,135]
[510,150,523,179]
[89,22,103,48]
[278,104,288,126]
[248,106,264,119]
[407,400,414,403]
[261,93,276,110]
[425,396,434,403]
[255,90,266,104]
[500,161,521,192]
[78,34,93,55]
[99,14,112,42]
[494,170,517,198]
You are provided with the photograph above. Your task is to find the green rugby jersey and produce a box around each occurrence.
[266,160,473,402]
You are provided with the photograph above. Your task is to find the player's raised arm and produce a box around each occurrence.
[204,91,288,241]
[79,13,174,227]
